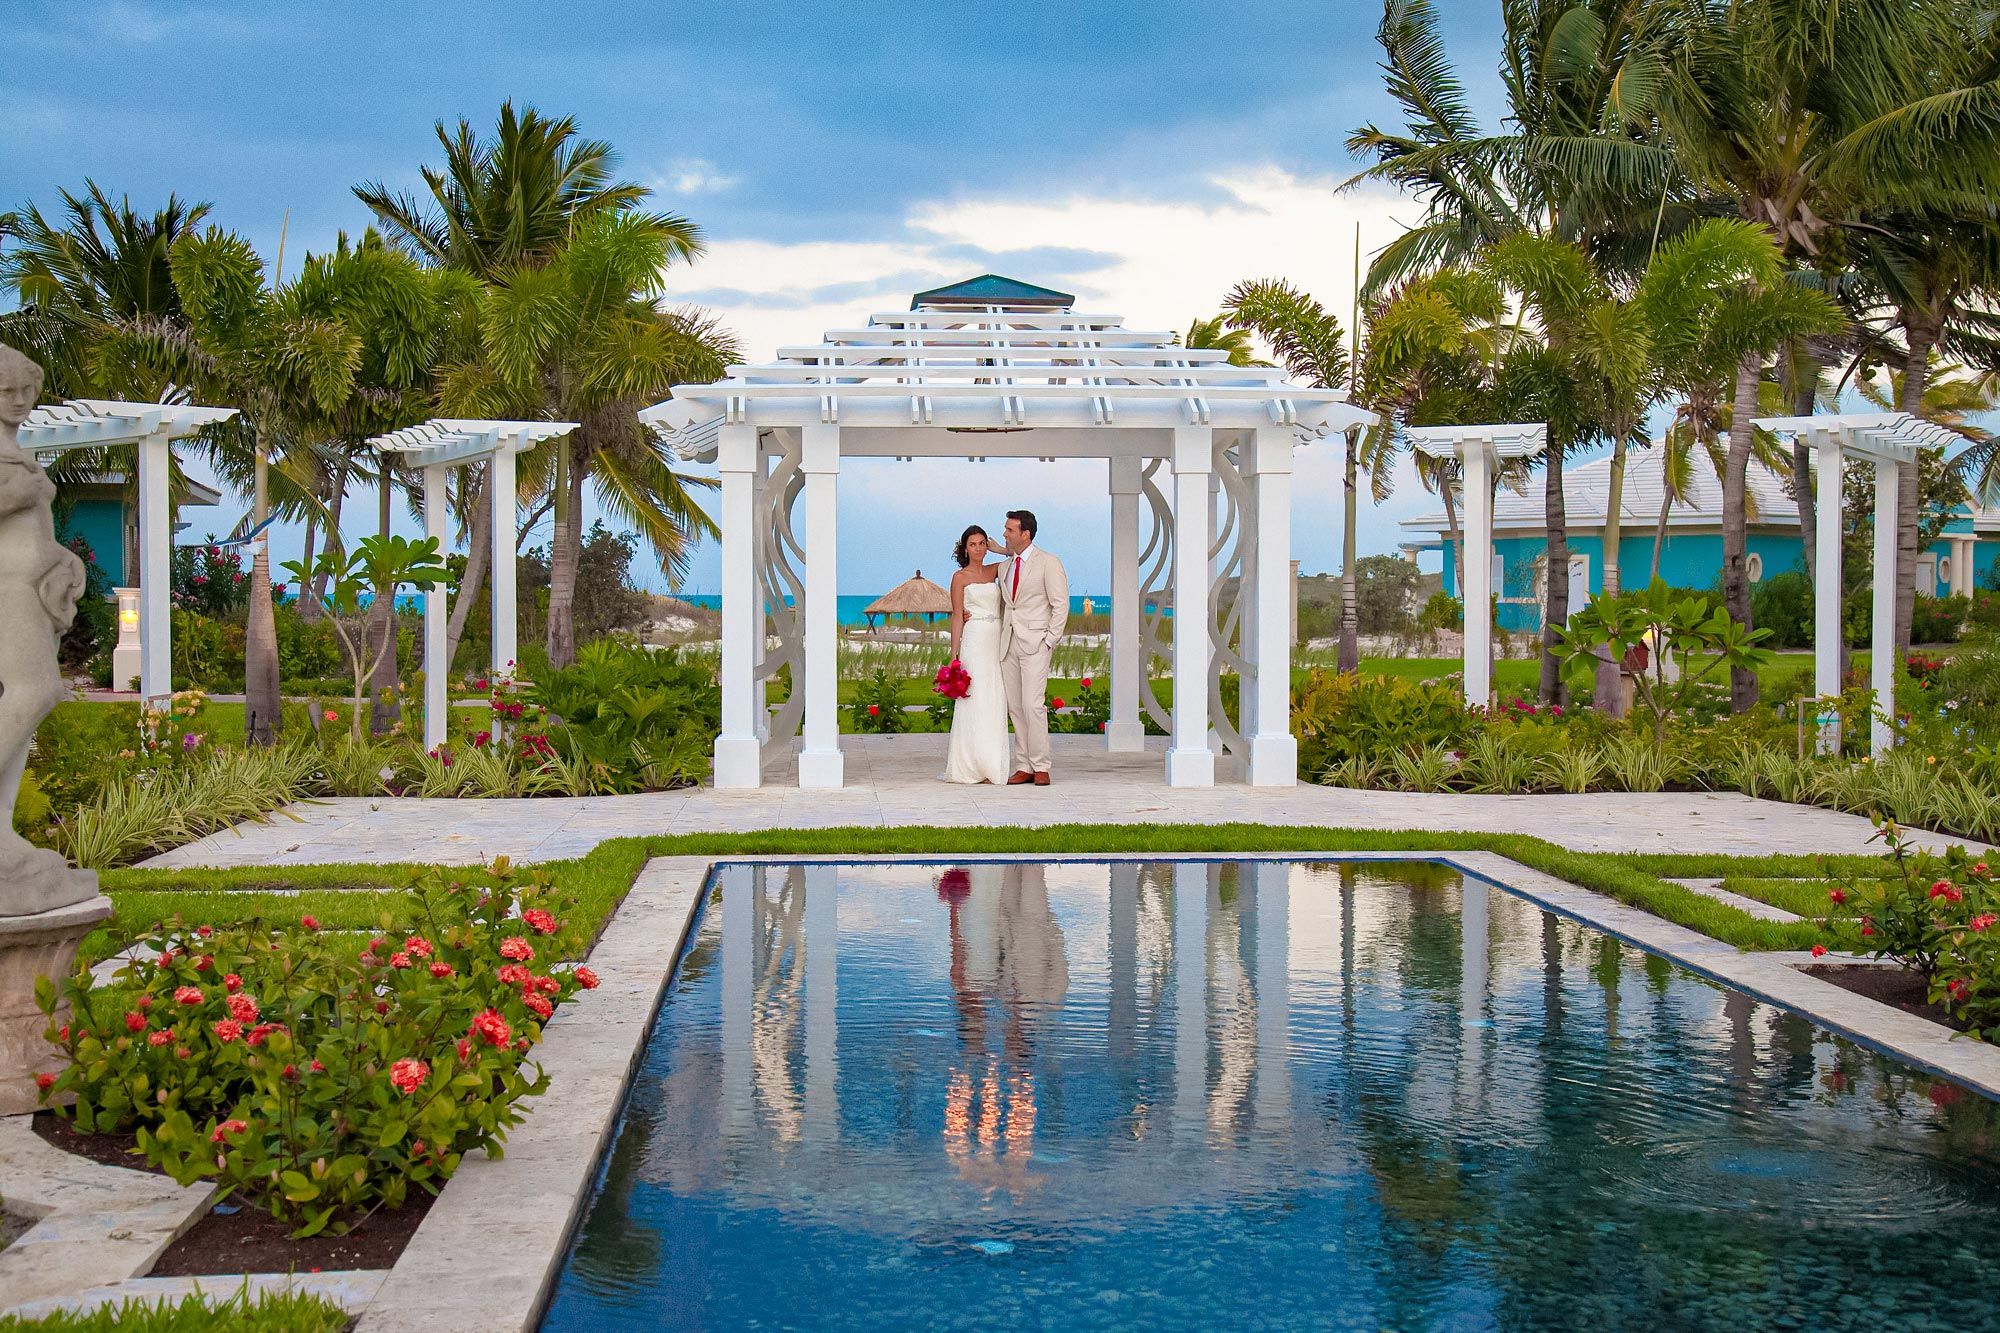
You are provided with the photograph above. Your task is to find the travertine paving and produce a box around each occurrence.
[143,734,1961,869]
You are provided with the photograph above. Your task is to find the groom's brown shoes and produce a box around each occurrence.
[1033,772,1051,786]
[1008,770,1035,785]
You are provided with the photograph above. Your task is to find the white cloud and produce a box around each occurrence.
[657,158,740,197]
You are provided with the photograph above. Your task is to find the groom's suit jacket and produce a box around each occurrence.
[998,544,1069,658]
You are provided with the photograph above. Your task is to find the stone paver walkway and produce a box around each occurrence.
[143,735,1951,869]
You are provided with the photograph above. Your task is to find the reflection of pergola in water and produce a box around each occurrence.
[639,276,1376,789]
[654,860,1505,1230]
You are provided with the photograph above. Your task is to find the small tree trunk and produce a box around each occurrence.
[1592,435,1629,714]
[445,461,492,679]
[1650,480,1672,584]
[545,438,583,669]
[1538,442,1569,706]
[369,464,400,735]
[1787,341,1819,585]
[1896,331,1935,655]
[1338,428,1359,674]
[309,465,347,617]
[1723,350,1761,712]
[295,511,319,622]
[243,442,281,745]
[1442,476,1464,619]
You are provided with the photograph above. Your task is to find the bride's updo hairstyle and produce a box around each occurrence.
[953,525,990,569]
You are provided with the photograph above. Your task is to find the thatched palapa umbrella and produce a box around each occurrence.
[864,570,951,628]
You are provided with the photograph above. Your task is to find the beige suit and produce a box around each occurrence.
[998,543,1068,774]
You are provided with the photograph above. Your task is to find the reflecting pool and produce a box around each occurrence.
[540,860,2000,1331]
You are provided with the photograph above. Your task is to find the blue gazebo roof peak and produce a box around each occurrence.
[910,274,1075,311]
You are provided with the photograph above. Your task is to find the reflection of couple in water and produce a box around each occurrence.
[936,864,1069,1198]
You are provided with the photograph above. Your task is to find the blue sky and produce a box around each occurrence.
[2,0,1514,594]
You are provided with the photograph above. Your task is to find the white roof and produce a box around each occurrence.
[641,284,1377,460]
[1401,447,1800,535]
[369,418,578,467]
[22,400,237,456]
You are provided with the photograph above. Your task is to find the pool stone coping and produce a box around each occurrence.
[355,849,2000,1333]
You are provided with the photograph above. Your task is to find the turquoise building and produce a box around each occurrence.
[53,472,222,587]
[1400,449,2000,632]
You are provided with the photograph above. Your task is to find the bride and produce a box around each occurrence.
[943,525,1011,784]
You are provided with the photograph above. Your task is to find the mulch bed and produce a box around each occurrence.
[31,1109,435,1274]
[150,1188,436,1276]
[1802,963,1969,1033]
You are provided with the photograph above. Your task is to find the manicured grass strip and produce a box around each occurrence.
[82,890,414,967]
[1617,852,1891,880]
[1717,876,1879,919]
[0,1288,348,1332]
[100,863,475,894]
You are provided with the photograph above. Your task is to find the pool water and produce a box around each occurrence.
[540,860,2000,1331]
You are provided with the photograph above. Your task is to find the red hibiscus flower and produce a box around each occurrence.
[389,1058,430,1095]
[125,1011,147,1032]
[498,963,532,987]
[212,1019,244,1043]
[147,1030,171,1047]
[223,974,243,994]
[524,994,554,1019]
[430,961,454,978]
[210,1118,248,1142]
[174,985,203,1006]
[1810,944,1828,958]
[405,936,433,959]
[500,936,534,962]
[390,952,412,969]
[35,1073,54,1092]
[470,1009,512,1047]
[574,967,600,990]
[522,909,558,935]
[301,914,321,931]
[225,993,259,1025]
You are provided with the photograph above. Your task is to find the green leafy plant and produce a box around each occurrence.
[283,534,449,744]
[1557,583,1776,742]
[36,858,599,1236]
[848,668,910,733]
[1050,675,1110,735]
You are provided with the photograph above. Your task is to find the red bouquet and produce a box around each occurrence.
[933,658,972,700]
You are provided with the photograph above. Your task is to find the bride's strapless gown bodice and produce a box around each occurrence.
[944,578,1010,784]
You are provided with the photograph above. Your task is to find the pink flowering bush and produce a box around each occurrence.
[1821,819,2000,1037]
[33,858,598,1237]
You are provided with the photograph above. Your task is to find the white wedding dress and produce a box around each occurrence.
[943,580,1011,784]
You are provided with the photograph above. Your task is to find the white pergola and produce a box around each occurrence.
[1406,423,1548,709]
[369,418,578,750]
[1754,411,1958,756]
[22,400,239,700]
[640,276,1377,790]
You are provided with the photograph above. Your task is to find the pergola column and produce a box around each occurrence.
[751,441,771,743]
[1812,428,1843,754]
[1167,426,1214,787]
[1461,439,1495,711]
[797,423,844,789]
[1870,457,1900,757]
[489,445,518,680]
[136,427,172,701]
[803,864,838,1145]
[1172,861,1210,1132]
[1107,456,1145,752]
[422,463,450,752]
[1246,428,1296,786]
[713,424,763,788]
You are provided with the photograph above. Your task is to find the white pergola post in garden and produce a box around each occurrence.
[1406,424,1548,710]
[1755,411,1957,757]
[22,400,239,701]
[640,276,1376,791]
[370,419,579,751]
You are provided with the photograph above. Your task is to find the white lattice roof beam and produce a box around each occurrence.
[21,400,237,456]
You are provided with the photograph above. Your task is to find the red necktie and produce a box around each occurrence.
[1012,557,1022,599]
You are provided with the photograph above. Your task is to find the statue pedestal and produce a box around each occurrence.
[0,895,111,1117]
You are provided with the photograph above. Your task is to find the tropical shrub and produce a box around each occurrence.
[1293,671,1473,777]
[848,668,910,733]
[1556,582,1775,742]
[53,743,323,869]
[56,532,117,670]
[1051,675,1110,735]
[169,610,243,690]
[525,638,718,788]
[35,859,599,1237]
[171,535,251,618]
[1821,820,1998,1038]
[1749,569,1814,650]
[283,534,449,744]
[1911,593,1968,645]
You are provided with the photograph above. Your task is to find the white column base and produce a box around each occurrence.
[712,734,763,790]
[1246,733,1297,787]
[798,747,846,789]
[1165,745,1215,788]
[1105,719,1147,753]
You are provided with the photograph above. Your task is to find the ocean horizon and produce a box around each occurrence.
[674,593,1137,628]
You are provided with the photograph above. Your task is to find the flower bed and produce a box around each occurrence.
[33,859,600,1239]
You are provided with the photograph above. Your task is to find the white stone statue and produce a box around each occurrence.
[0,345,96,916]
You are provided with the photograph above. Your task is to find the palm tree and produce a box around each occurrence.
[0,180,211,400]
[1222,280,1362,669]
[469,210,733,666]
[1177,316,1262,367]
[356,101,700,674]
[1655,0,2000,706]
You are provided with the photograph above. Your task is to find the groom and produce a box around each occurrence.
[997,509,1068,786]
